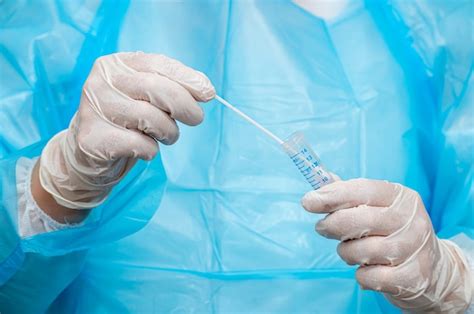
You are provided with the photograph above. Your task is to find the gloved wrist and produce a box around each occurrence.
[435,239,472,312]
[30,159,90,225]
[386,238,473,313]
[39,114,135,209]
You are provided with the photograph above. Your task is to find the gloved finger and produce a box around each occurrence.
[329,172,341,181]
[112,71,204,126]
[93,97,180,145]
[355,265,403,295]
[117,52,216,102]
[301,179,400,214]
[77,109,159,161]
[337,236,416,266]
[102,128,159,161]
[315,205,404,240]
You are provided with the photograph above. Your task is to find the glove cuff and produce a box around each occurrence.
[384,236,472,313]
[39,114,135,209]
[435,239,473,312]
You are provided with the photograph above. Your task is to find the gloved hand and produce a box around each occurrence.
[301,179,472,313]
[39,52,215,209]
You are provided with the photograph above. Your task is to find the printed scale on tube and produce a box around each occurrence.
[215,96,334,190]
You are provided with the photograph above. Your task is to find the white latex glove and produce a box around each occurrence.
[301,179,473,313]
[40,52,215,209]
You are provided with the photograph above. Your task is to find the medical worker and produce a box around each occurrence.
[6,51,470,313]
[1,1,473,313]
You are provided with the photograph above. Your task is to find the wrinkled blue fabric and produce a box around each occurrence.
[0,0,472,313]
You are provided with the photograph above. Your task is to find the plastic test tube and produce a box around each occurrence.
[281,132,334,190]
[215,95,333,190]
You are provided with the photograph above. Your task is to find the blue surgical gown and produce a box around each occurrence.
[0,0,472,313]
